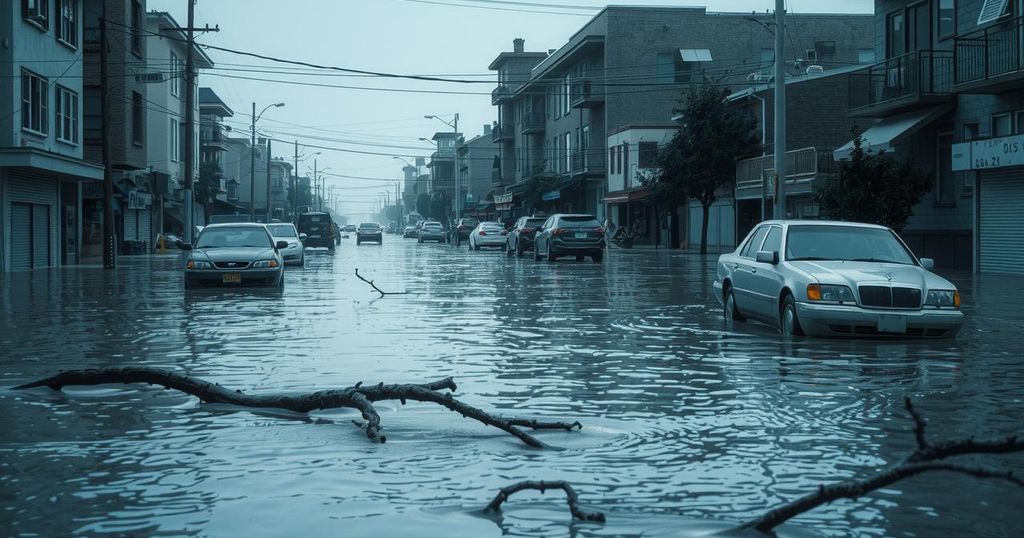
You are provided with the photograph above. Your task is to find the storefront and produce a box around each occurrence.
[123,190,153,254]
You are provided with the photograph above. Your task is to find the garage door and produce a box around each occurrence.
[7,174,57,270]
[10,203,31,270]
[124,208,139,241]
[979,169,1024,275]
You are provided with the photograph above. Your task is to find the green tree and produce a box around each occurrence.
[196,162,223,204]
[815,131,932,232]
[642,85,759,254]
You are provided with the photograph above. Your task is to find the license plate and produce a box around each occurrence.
[222,273,242,284]
[877,314,907,333]
[574,232,588,239]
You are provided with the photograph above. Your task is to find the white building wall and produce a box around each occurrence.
[605,127,675,193]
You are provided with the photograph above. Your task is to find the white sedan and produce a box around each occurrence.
[468,222,508,250]
[713,220,964,338]
[265,223,306,266]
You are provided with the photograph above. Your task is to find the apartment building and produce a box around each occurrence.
[198,87,238,218]
[455,125,500,220]
[0,0,104,271]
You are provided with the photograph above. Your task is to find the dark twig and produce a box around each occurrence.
[13,367,580,448]
[485,481,606,523]
[354,268,408,297]
[741,399,1024,534]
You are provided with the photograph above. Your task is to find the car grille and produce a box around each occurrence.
[214,261,251,269]
[858,286,921,308]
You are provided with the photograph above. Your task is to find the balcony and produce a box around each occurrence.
[570,150,604,177]
[847,50,953,118]
[735,147,837,200]
[954,16,1024,93]
[200,124,230,150]
[570,79,603,108]
[521,113,545,135]
[492,84,512,105]
[491,123,514,143]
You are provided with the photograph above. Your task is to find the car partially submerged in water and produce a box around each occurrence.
[713,220,964,338]
[182,223,286,289]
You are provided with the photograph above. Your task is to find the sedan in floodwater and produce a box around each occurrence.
[265,223,306,266]
[183,223,286,289]
[713,220,964,338]
[417,221,445,243]
[467,222,507,250]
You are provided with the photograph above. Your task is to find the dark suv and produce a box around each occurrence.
[356,222,383,245]
[296,212,336,251]
[454,218,479,243]
[505,216,548,257]
[533,214,606,263]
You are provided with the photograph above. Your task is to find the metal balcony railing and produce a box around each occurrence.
[735,147,837,191]
[848,50,953,111]
[570,79,603,107]
[955,16,1024,85]
[491,84,512,105]
[521,112,545,134]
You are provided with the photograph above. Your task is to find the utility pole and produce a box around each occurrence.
[250,102,256,221]
[773,0,787,220]
[265,139,272,222]
[100,16,115,268]
[313,159,318,211]
[293,141,299,218]
[183,0,196,243]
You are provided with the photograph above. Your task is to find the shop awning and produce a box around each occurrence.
[680,49,713,62]
[834,105,952,160]
[603,189,650,204]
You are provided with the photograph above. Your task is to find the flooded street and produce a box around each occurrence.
[2,238,1022,537]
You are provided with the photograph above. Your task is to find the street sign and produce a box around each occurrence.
[135,73,166,83]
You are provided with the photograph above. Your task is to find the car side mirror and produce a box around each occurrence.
[176,240,192,251]
[756,250,779,265]
[275,240,289,250]
[920,257,935,270]
[299,233,308,241]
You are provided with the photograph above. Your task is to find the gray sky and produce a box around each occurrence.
[148,0,873,218]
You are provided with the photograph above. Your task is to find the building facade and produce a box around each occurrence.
[198,87,241,220]
[455,125,500,219]
[0,0,104,272]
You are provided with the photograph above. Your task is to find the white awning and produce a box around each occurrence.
[679,49,712,62]
[833,106,952,160]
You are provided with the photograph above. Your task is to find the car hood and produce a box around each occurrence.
[193,247,276,261]
[787,260,954,289]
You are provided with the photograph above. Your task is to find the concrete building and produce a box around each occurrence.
[426,131,459,223]
[198,87,241,220]
[223,136,276,219]
[0,0,104,271]
[455,125,500,219]
[489,6,872,243]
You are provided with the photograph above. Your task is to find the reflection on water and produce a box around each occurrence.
[1,244,1022,537]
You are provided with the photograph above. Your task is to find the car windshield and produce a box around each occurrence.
[265,224,297,237]
[480,223,504,231]
[423,223,442,230]
[786,225,916,265]
[195,227,271,249]
[525,218,546,227]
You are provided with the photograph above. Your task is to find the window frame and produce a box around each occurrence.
[170,52,181,97]
[23,0,50,32]
[886,9,906,59]
[937,0,956,40]
[54,84,79,145]
[130,0,143,57]
[56,0,78,49]
[992,112,1013,137]
[132,91,144,145]
[169,118,180,162]
[740,225,770,258]
[638,141,658,169]
[21,69,49,136]
[761,225,783,255]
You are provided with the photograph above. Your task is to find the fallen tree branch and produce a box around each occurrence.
[13,367,581,448]
[741,397,1024,534]
[354,268,408,297]
[485,480,606,523]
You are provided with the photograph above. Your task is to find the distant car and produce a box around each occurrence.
[713,220,964,338]
[403,225,418,238]
[417,221,445,243]
[533,214,605,263]
[468,221,507,250]
[183,223,286,289]
[344,224,356,233]
[265,222,306,266]
[356,222,383,245]
[506,216,547,257]
[296,212,336,251]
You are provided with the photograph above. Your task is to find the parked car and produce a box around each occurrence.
[265,223,306,266]
[403,225,419,238]
[468,221,507,250]
[506,216,548,257]
[417,221,445,243]
[454,218,479,243]
[344,224,357,233]
[356,222,383,245]
[182,223,286,289]
[533,214,606,263]
[296,212,336,252]
[713,220,964,338]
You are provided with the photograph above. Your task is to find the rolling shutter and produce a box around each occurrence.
[32,204,50,268]
[10,203,31,270]
[124,209,139,241]
[979,169,1024,274]
[7,174,58,269]
[138,207,151,251]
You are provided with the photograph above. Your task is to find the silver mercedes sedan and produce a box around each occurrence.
[713,220,964,338]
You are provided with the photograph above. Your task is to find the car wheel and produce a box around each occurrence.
[547,244,557,263]
[534,241,542,261]
[298,256,305,267]
[780,294,804,337]
[473,242,480,251]
[592,253,603,263]
[506,242,513,257]
[724,287,744,321]
[356,239,361,245]
[516,242,524,258]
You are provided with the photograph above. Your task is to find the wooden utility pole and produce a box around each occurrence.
[293,141,299,218]
[100,16,115,268]
[773,0,787,220]
[265,139,272,222]
[183,0,196,243]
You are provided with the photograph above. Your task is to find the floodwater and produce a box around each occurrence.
[1,238,1022,537]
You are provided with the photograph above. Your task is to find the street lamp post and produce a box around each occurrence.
[251,102,285,221]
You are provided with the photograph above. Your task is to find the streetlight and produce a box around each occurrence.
[424,113,459,133]
[251,102,285,221]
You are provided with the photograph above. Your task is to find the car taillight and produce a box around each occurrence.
[478,231,486,236]
[552,228,567,236]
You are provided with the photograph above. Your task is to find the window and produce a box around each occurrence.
[562,73,571,116]
[963,121,979,141]
[886,11,905,58]
[741,225,769,258]
[857,48,876,64]
[130,0,143,56]
[581,125,590,168]
[622,142,629,177]
[936,132,955,206]
[906,3,931,52]
[55,85,78,144]
[1016,111,1024,134]
[656,53,675,84]
[760,48,774,73]
[638,141,658,168]
[170,52,181,97]
[992,113,1012,137]
[57,0,77,47]
[814,40,837,59]
[563,132,571,172]
[169,119,179,161]
[938,0,955,38]
[21,69,48,135]
[762,226,783,254]
[552,136,559,172]
[23,0,49,30]
[132,91,144,144]
[609,147,615,175]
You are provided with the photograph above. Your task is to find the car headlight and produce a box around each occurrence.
[251,259,280,268]
[925,289,960,308]
[186,260,212,269]
[807,283,855,303]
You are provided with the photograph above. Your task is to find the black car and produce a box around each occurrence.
[183,223,286,288]
[296,212,336,251]
[533,214,606,263]
[505,216,548,257]
[356,222,383,245]
[453,218,479,244]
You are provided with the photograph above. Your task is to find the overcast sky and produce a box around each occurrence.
[148,0,873,218]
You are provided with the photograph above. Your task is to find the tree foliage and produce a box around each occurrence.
[416,193,431,219]
[196,162,223,204]
[815,131,932,232]
[642,85,760,253]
